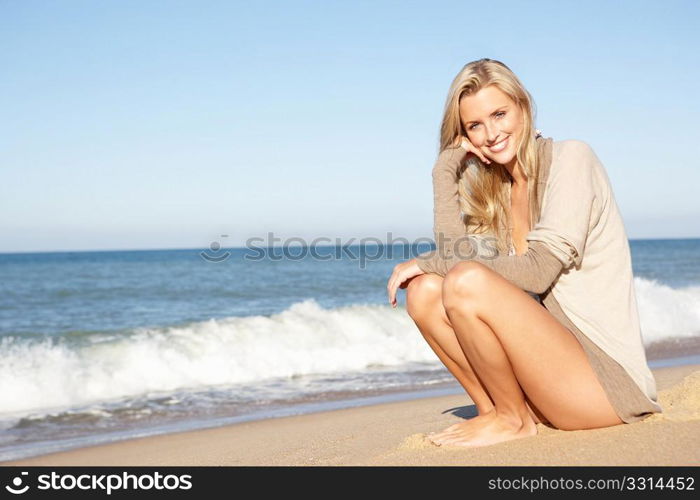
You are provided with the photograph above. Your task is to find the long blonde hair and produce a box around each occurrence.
[439,58,541,254]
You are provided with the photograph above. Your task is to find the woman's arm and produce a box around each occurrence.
[418,238,564,294]
[428,145,472,255]
[416,140,598,295]
[388,142,486,307]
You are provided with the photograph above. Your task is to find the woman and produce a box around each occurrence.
[386,58,662,448]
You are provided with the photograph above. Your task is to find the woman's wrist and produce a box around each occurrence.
[436,145,469,172]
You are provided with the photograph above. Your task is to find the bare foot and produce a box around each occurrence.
[428,410,537,448]
[428,412,495,438]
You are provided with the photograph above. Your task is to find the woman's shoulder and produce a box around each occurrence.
[548,139,608,193]
[552,139,597,161]
[549,139,602,176]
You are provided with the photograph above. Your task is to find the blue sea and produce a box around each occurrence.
[1,239,699,461]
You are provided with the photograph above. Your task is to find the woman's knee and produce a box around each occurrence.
[442,261,488,312]
[405,273,443,320]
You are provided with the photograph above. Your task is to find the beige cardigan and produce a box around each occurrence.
[416,138,661,412]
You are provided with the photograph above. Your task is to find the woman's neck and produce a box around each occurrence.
[503,156,527,188]
[506,162,528,187]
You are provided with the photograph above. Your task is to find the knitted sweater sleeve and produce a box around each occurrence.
[415,146,568,295]
[525,140,598,270]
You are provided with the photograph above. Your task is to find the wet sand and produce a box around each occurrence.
[3,363,699,466]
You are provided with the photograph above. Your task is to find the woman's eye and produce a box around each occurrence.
[496,111,506,118]
[468,123,479,130]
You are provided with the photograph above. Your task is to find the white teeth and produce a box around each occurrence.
[489,136,508,153]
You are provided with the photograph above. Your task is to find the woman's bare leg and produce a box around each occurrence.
[405,273,548,424]
[429,261,623,447]
[406,274,494,414]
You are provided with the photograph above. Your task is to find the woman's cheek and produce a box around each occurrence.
[468,132,483,147]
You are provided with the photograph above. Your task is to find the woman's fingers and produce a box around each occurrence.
[388,260,425,307]
[387,264,407,307]
[387,268,400,306]
[465,142,490,164]
[457,136,491,164]
[399,276,414,289]
[472,147,491,164]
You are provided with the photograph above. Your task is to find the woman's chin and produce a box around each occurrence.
[486,152,516,166]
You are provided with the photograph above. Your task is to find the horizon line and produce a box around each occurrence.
[1,236,699,256]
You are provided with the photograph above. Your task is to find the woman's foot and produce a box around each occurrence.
[430,410,493,436]
[427,409,537,448]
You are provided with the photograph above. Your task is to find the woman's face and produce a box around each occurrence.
[460,85,524,169]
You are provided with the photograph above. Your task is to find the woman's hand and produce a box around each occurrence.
[451,135,491,165]
[387,259,425,308]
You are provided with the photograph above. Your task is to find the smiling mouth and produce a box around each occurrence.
[488,136,509,153]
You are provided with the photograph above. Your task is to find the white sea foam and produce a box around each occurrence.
[0,277,698,416]
[0,300,433,415]
[635,277,700,343]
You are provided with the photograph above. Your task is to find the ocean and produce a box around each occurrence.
[1,239,699,461]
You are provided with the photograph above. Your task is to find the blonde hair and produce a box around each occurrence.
[439,58,541,254]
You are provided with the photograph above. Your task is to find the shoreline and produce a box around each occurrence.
[0,383,465,463]
[3,362,699,466]
[2,352,697,464]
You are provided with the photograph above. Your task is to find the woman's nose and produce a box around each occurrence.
[484,122,499,143]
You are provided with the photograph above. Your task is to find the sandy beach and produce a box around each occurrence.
[3,363,699,466]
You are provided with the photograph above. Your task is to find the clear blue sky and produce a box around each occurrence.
[1,0,698,253]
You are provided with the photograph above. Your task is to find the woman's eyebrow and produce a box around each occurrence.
[465,106,508,125]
